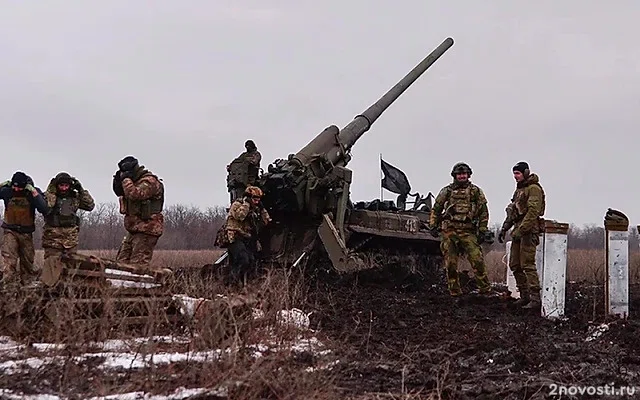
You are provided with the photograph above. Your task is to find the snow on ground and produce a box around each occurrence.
[0,304,335,399]
[0,386,228,400]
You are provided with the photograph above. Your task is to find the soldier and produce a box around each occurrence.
[112,156,165,268]
[0,172,49,287]
[498,161,545,309]
[41,172,95,260]
[428,162,494,297]
[226,140,262,203]
[215,185,271,284]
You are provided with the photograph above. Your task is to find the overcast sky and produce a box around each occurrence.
[1,1,638,226]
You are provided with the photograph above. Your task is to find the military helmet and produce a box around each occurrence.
[54,172,73,185]
[244,185,263,197]
[451,162,472,177]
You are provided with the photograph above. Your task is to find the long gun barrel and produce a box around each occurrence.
[293,37,454,168]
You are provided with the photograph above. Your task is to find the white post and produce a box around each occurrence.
[535,233,544,279]
[540,220,569,319]
[504,241,520,298]
[604,216,629,317]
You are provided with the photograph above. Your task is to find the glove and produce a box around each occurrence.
[0,180,10,188]
[112,172,124,197]
[24,184,37,195]
[72,178,83,192]
[498,229,506,244]
[483,230,495,245]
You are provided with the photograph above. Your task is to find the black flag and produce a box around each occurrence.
[381,158,411,195]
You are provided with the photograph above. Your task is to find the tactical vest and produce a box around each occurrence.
[227,152,259,187]
[227,156,249,187]
[45,196,79,227]
[124,176,164,220]
[514,182,545,220]
[443,185,477,224]
[3,195,34,227]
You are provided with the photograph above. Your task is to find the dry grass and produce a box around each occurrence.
[480,249,640,285]
[0,257,339,399]
[32,249,224,271]
[31,247,640,285]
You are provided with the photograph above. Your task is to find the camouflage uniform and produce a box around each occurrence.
[112,156,164,268]
[499,162,545,308]
[0,172,49,287]
[429,163,492,296]
[226,140,262,203]
[42,172,95,260]
[215,185,271,283]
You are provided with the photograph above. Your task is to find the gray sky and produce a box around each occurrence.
[1,1,638,226]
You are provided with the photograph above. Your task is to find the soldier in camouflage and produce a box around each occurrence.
[498,161,546,309]
[216,185,271,284]
[112,156,165,268]
[0,172,49,287]
[428,163,494,297]
[40,173,95,286]
[226,140,262,203]
[42,172,95,259]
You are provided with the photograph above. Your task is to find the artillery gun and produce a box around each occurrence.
[215,38,454,278]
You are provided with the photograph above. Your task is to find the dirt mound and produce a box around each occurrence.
[307,275,640,399]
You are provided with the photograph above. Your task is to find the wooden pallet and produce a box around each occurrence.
[38,252,182,332]
[0,253,259,342]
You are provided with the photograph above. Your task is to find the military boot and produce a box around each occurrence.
[512,290,530,307]
[523,290,541,310]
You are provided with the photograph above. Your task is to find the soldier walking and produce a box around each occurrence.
[40,172,95,285]
[498,161,546,309]
[429,162,494,296]
[112,156,165,268]
[226,140,262,203]
[0,172,49,288]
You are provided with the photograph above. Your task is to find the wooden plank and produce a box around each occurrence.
[60,253,171,279]
[63,268,157,283]
[53,296,173,304]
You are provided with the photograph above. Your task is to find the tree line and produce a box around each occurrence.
[0,203,637,251]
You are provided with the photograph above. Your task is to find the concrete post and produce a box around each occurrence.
[540,220,569,319]
[504,241,519,298]
[604,209,629,317]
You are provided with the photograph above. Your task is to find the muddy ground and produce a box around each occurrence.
[307,271,640,399]
[1,265,639,399]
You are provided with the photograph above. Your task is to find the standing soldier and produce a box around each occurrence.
[0,172,49,287]
[40,173,95,285]
[498,161,545,309]
[428,162,494,297]
[215,185,271,284]
[226,140,262,203]
[112,156,165,268]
